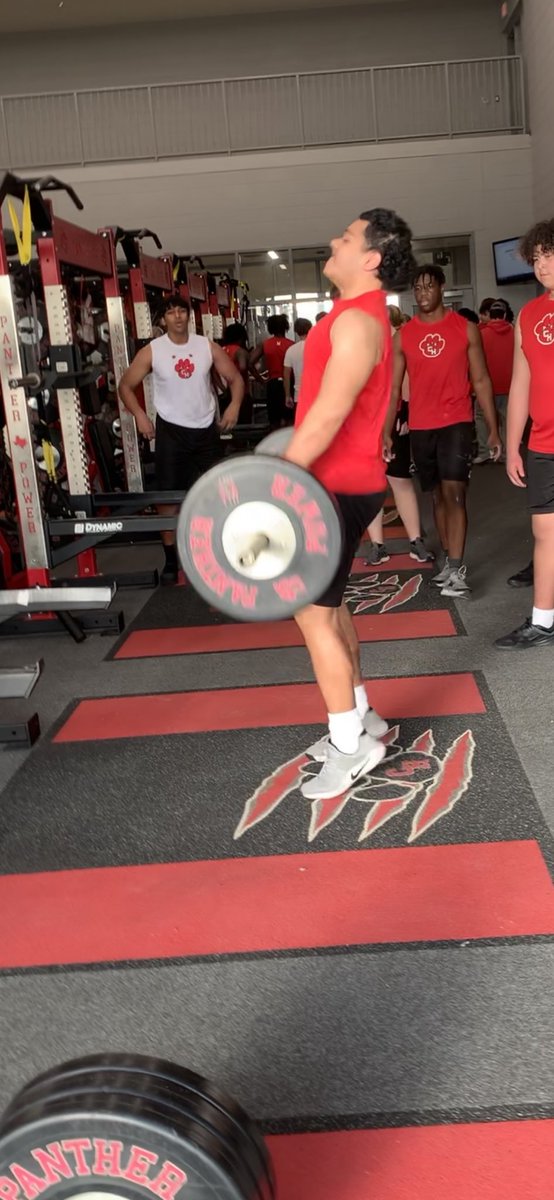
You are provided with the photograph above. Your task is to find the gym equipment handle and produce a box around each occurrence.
[238,533,270,568]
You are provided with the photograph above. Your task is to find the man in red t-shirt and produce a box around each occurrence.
[476,300,515,462]
[250,315,294,430]
[386,265,501,598]
[283,208,415,800]
[496,219,554,649]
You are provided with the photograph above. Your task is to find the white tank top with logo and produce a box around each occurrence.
[151,333,216,429]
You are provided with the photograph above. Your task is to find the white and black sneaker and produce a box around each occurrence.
[432,557,450,587]
[301,733,386,800]
[306,709,389,763]
[365,543,390,566]
[440,566,471,598]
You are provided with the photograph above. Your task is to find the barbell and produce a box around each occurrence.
[176,430,344,621]
[0,1053,275,1200]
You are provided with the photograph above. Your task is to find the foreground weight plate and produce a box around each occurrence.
[0,1054,275,1200]
[177,455,343,621]
[254,428,292,457]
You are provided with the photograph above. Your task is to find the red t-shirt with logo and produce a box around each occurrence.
[400,310,472,430]
[263,336,294,379]
[520,293,554,453]
[295,290,391,495]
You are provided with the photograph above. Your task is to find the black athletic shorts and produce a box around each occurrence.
[315,490,386,608]
[410,421,473,492]
[386,400,412,480]
[155,415,220,491]
[266,379,286,429]
[527,449,554,514]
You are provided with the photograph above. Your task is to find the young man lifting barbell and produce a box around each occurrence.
[282,208,416,800]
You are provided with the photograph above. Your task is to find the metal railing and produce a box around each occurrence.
[0,56,526,170]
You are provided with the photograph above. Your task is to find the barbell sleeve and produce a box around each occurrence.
[237,533,270,568]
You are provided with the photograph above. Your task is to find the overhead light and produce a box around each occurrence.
[267,251,279,260]
[279,263,287,270]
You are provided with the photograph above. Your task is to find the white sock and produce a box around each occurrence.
[328,709,363,755]
[354,684,369,719]
[532,606,554,629]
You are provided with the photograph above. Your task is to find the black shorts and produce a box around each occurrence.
[155,415,220,491]
[527,449,554,514]
[315,490,386,608]
[266,379,286,428]
[386,403,412,479]
[410,421,473,492]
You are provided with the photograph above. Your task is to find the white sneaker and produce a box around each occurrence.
[301,733,386,800]
[432,557,450,586]
[306,709,389,762]
[440,566,471,598]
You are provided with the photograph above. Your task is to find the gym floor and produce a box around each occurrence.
[0,464,553,1199]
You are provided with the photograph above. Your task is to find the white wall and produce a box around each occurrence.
[522,0,554,217]
[0,0,505,94]
[49,134,533,312]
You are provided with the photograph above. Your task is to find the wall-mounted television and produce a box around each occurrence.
[493,238,535,286]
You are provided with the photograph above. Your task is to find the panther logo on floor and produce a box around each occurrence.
[345,572,423,614]
[235,726,475,844]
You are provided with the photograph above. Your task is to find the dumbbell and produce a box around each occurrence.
[177,429,343,621]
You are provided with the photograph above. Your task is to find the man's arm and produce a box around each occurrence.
[118,345,155,439]
[467,322,501,459]
[283,347,294,408]
[284,309,383,470]
[210,342,244,431]
[383,331,406,459]
[505,316,530,488]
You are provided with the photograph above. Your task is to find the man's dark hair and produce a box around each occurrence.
[294,318,312,337]
[359,209,415,291]
[158,293,191,318]
[267,314,290,337]
[479,296,495,317]
[458,307,480,325]
[222,322,248,347]
[520,219,554,264]
[489,300,509,321]
[497,297,514,323]
[315,311,327,323]
[413,263,446,288]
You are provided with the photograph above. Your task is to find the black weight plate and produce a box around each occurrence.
[1,1057,274,1200]
[3,1055,271,1196]
[177,454,343,621]
[254,429,292,457]
[0,1090,267,1200]
[2,1072,272,1200]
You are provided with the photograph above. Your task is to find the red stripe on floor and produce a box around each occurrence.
[351,554,434,573]
[54,672,485,742]
[1,841,552,969]
[116,611,456,659]
[269,1119,554,1200]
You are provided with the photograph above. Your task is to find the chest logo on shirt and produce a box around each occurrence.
[419,333,446,359]
[533,313,554,346]
[175,357,195,379]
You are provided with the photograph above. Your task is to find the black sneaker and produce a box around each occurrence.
[161,558,178,585]
[494,618,554,649]
[364,543,390,565]
[507,562,534,588]
[410,538,435,563]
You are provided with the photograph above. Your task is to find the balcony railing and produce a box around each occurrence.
[0,56,526,170]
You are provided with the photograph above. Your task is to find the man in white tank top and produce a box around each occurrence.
[120,295,243,582]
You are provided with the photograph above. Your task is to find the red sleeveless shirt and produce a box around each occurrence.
[295,290,391,494]
[520,293,554,453]
[401,310,472,430]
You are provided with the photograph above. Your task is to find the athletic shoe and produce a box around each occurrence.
[472,452,490,465]
[410,538,435,563]
[495,617,554,650]
[301,733,386,800]
[364,543,390,565]
[161,562,178,585]
[507,561,534,588]
[432,557,450,586]
[306,709,389,763]
[440,566,471,598]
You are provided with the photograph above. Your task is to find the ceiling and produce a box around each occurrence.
[1,0,411,34]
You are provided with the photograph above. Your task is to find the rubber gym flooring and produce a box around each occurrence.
[0,467,553,1198]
